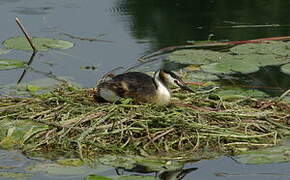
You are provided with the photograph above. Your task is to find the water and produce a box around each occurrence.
[0,0,290,179]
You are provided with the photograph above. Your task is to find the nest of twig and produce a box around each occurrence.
[0,84,289,160]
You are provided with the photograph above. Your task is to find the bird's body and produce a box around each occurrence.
[95,69,193,105]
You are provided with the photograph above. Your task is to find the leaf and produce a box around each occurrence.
[0,59,26,70]
[234,145,290,164]
[85,174,113,180]
[116,175,156,180]
[281,63,290,75]
[28,163,90,175]
[216,88,268,100]
[56,158,84,167]
[230,41,290,56]
[186,71,219,81]
[0,172,33,179]
[236,54,287,67]
[3,36,73,51]
[201,59,260,75]
[0,136,18,149]
[0,48,11,55]
[168,49,232,65]
[98,155,183,173]
[26,85,42,93]
[0,119,49,149]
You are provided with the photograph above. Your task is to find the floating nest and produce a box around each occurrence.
[0,84,290,160]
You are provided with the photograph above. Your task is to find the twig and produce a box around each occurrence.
[15,17,37,52]
[15,17,38,84]
[144,128,175,148]
[263,117,290,130]
[278,89,290,101]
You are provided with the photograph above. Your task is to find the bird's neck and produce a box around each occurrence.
[154,70,168,89]
[153,71,171,105]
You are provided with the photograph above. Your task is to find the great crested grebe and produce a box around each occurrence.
[94,69,194,105]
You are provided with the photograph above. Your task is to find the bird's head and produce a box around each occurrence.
[155,69,194,93]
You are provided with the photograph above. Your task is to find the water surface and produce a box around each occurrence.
[0,0,290,179]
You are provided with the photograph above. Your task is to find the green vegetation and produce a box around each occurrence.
[281,63,290,75]
[0,84,289,161]
[3,36,73,51]
[0,59,26,70]
[168,41,290,76]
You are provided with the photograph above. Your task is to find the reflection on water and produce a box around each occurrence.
[158,167,198,180]
[117,0,290,49]
[12,7,53,15]
[224,66,290,96]
[113,0,290,95]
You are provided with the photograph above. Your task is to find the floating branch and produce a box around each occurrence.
[15,17,38,84]
[15,17,37,53]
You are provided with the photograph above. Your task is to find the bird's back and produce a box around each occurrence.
[96,72,157,103]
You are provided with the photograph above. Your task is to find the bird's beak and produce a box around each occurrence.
[176,80,195,93]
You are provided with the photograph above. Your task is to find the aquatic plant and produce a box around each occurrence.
[0,84,289,160]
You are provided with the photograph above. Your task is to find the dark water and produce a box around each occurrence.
[0,0,290,179]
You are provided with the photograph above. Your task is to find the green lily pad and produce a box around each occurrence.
[201,59,260,75]
[0,59,26,70]
[3,36,74,51]
[28,163,90,176]
[0,119,49,149]
[85,174,113,180]
[26,85,42,93]
[98,155,183,173]
[85,174,156,180]
[281,63,290,75]
[56,158,84,167]
[236,54,287,67]
[186,71,219,81]
[230,41,290,56]
[0,48,11,55]
[234,145,290,164]
[215,88,268,100]
[116,175,156,180]
[168,49,232,65]
[0,172,33,179]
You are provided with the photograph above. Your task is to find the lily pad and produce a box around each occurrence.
[0,59,26,70]
[0,172,33,179]
[85,174,113,180]
[234,145,290,164]
[230,41,290,56]
[215,88,268,100]
[56,158,84,167]
[85,174,156,180]
[0,119,49,149]
[0,48,11,55]
[281,63,290,75]
[201,59,260,75]
[236,54,287,67]
[3,36,73,51]
[186,71,219,81]
[168,49,232,65]
[116,175,156,180]
[28,163,90,176]
[26,85,42,93]
[98,155,183,173]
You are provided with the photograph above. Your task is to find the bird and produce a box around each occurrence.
[94,69,194,105]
